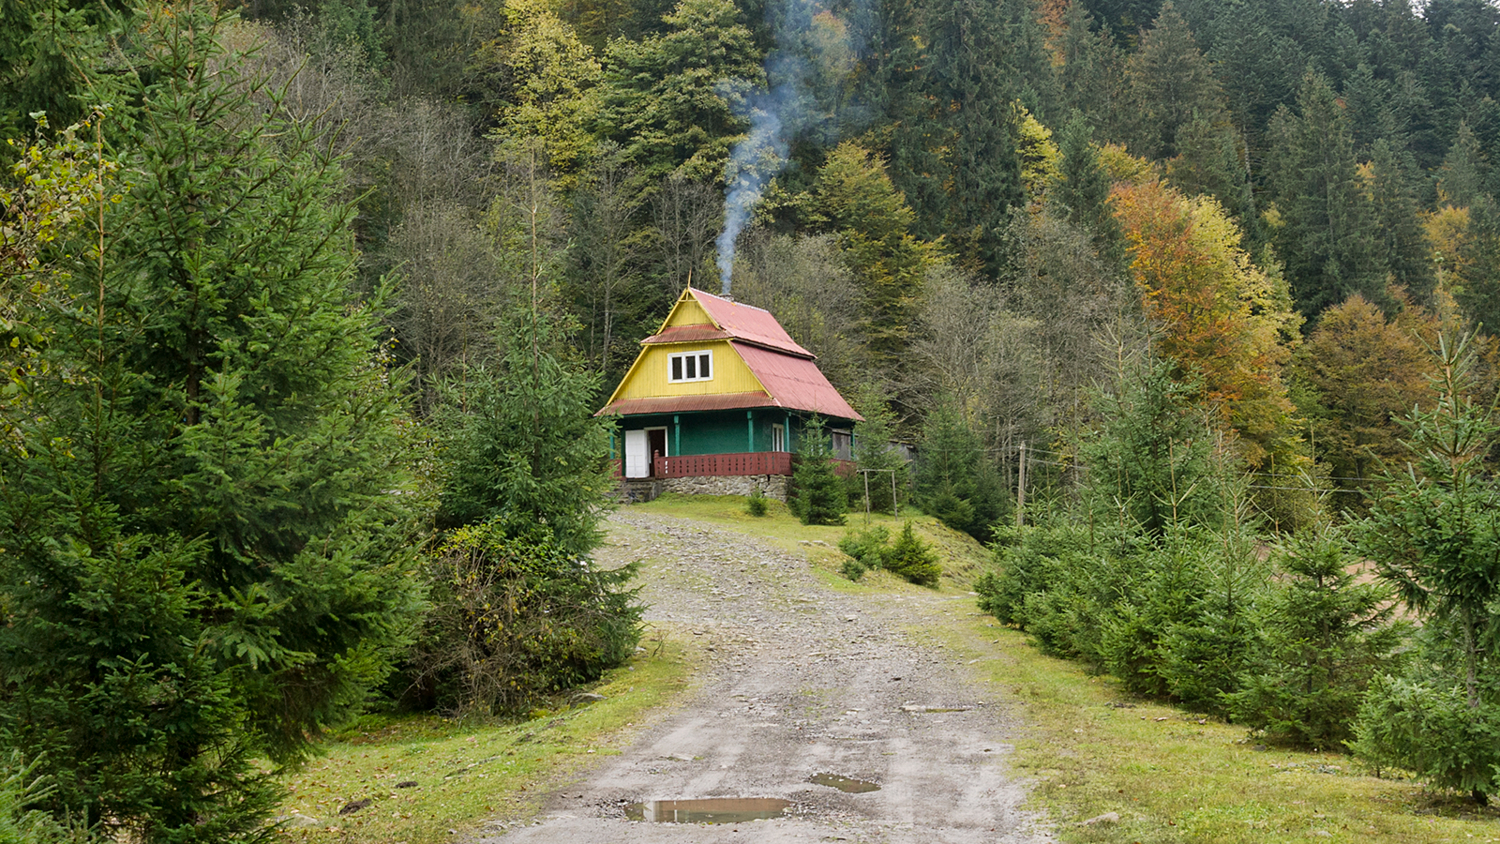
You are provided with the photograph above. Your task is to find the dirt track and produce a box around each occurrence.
[476,510,1055,844]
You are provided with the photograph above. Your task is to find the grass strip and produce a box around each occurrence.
[272,637,699,844]
[935,606,1500,843]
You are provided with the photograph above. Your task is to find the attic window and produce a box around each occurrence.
[669,350,713,383]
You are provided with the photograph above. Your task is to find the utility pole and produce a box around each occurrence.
[1015,440,1026,529]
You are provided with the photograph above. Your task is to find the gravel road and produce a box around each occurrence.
[477,510,1055,844]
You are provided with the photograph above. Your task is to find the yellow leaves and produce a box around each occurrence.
[808,10,856,84]
[1014,104,1060,205]
[480,0,603,181]
[1098,143,1155,186]
[1423,205,1471,275]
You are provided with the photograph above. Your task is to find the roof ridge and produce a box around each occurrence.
[688,286,774,315]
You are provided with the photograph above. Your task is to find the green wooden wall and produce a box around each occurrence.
[609,410,857,458]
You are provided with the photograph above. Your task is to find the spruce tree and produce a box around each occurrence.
[1052,115,1124,265]
[1265,71,1386,316]
[1368,138,1437,305]
[884,521,941,586]
[911,0,1055,277]
[1058,2,1123,134]
[790,416,847,526]
[1354,334,1500,802]
[434,313,618,557]
[0,5,424,836]
[1230,523,1408,750]
[915,400,1006,541]
[1082,354,1216,538]
[1438,121,1491,209]
[1122,2,1230,162]
[848,384,906,515]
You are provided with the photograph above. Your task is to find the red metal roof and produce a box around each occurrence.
[596,391,775,416]
[641,325,733,345]
[733,342,863,421]
[688,288,814,358]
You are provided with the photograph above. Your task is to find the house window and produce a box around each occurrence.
[772,423,785,452]
[668,350,713,383]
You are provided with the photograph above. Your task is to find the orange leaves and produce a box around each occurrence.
[1111,176,1302,466]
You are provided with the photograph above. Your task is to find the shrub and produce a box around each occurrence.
[976,523,1091,627]
[885,522,942,586]
[410,520,643,715]
[746,487,769,517]
[977,522,1127,666]
[838,526,890,569]
[840,557,867,582]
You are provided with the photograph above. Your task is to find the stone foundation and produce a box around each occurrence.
[619,474,789,503]
[659,474,788,501]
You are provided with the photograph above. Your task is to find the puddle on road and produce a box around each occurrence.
[624,798,792,823]
[808,773,880,793]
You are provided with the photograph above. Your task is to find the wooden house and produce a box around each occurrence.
[596,287,862,499]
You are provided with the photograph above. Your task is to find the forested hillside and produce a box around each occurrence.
[7,0,1500,836]
[11,0,1498,496]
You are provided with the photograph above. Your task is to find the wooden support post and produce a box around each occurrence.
[1016,439,1027,529]
[863,471,872,522]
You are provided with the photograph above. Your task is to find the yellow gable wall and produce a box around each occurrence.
[663,296,713,328]
[613,340,765,400]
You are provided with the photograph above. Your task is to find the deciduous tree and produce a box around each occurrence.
[1111,174,1304,475]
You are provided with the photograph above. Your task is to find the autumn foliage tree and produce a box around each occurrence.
[1110,174,1305,478]
[1292,292,1440,509]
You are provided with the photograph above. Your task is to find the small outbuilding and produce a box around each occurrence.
[596,287,862,500]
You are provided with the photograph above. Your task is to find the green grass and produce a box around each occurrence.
[633,493,992,584]
[272,637,699,844]
[934,604,1500,843]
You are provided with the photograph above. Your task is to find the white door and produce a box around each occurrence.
[624,429,648,478]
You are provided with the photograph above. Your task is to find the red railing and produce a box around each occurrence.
[654,451,794,478]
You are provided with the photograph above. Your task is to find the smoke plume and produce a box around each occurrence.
[716,0,865,295]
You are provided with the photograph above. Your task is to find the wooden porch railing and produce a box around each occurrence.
[654,451,794,478]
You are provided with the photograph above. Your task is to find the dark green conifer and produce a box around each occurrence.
[434,313,618,558]
[1354,335,1500,803]
[790,416,847,526]
[1265,71,1386,316]
[1230,523,1408,750]
[915,400,1006,541]
[1368,139,1437,305]
[0,5,424,835]
[884,521,941,586]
